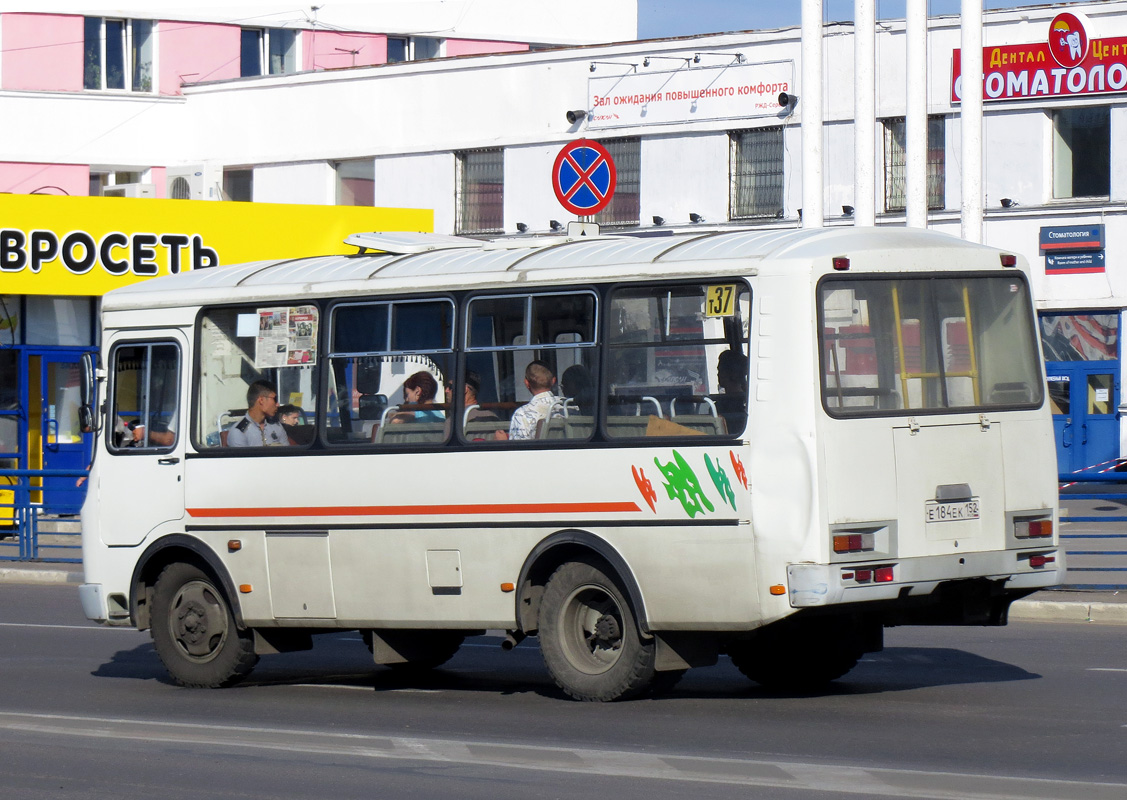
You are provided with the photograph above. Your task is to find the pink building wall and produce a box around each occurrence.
[445,39,529,57]
[304,30,387,71]
[0,163,88,196]
[1,14,84,92]
[160,21,241,94]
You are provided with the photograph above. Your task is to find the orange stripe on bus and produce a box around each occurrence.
[186,501,642,518]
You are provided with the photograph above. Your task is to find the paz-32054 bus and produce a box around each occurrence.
[77,226,1062,701]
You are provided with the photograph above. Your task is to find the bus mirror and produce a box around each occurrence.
[80,351,101,433]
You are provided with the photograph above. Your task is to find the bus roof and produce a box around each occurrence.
[103,226,1007,312]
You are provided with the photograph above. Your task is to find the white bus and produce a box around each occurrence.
[78,226,1062,701]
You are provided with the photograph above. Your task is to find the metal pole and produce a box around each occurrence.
[960,0,984,242]
[905,0,928,228]
[802,0,824,228]
[854,0,876,226]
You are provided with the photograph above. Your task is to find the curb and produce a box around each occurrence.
[1008,599,1127,625]
[0,567,84,586]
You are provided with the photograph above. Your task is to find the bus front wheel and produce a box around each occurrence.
[150,562,258,688]
[538,558,656,701]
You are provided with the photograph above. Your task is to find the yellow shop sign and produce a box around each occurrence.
[0,194,432,296]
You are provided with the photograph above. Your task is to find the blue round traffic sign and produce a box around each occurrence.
[552,139,617,215]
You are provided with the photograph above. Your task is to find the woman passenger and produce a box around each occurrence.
[395,371,445,423]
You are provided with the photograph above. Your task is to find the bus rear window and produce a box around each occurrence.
[820,275,1043,416]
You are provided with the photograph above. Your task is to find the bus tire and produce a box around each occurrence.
[150,562,258,688]
[728,618,860,691]
[538,558,655,701]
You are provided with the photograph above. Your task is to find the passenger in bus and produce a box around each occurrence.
[715,349,749,433]
[561,364,595,415]
[278,404,313,445]
[497,360,560,440]
[393,371,445,423]
[226,380,289,446]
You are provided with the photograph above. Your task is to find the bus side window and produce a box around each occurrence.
[604,283,750,438]
[109,342,180,451]
[196,306,320,449]
[462,292,597,443]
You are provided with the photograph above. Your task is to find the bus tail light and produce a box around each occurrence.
[841,565,895,584]
[1014,517,1053,539]
[1028,554,1055,568]
[1000,254,1017,267]
[833,532,875,553]
[832,256,850,271]
[874,566,894,582]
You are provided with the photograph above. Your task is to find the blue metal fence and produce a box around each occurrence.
[0,468,86,563]
[1058,470,1127,590]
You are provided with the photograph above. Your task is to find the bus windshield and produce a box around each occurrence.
[820,274,1043,416]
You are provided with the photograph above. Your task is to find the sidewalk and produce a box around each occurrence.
[1,560,1124,624]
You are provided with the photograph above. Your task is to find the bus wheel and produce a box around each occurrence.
[150,562,258,688]
[538,558,655,701]
[728,619,860,691]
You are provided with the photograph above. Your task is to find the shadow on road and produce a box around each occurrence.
[91,634,1039,700]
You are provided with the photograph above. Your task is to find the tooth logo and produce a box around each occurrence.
[1048,12,1089,69]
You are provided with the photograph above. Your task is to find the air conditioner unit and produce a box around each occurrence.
[166,164,223,200]
[102,183,156,198]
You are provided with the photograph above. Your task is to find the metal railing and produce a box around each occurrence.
[1059,469,1127,590]
[0,468,86,563]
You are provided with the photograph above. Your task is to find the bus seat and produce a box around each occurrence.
[464,420,505,441]
[670,414,725,435]
[220,429,229,447]
[376,420,447,446]
[606,416,650,438]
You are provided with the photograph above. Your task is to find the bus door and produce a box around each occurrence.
[27,349,92,514]
[99,335,187,546]
[1047,363,1119,473]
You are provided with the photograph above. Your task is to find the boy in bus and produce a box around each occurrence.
[226,380,289,447]
[714,349,749,434]
[498,360,560,440]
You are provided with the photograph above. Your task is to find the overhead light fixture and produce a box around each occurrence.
[689,212,704,223]
[652,215,665,226]
[1000,198,1017,208]
[589,61,638,73]
[549,220,564,232]
[643,55,692,68]
[516,222,529,233]
[694,52,745,64]
[566,109,586,124]
[842,205,855,217]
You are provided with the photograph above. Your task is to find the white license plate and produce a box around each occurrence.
[924,499,980,523]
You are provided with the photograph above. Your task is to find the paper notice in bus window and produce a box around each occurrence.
[254,305,319,368]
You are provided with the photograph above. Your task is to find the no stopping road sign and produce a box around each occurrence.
[552,139,617,215]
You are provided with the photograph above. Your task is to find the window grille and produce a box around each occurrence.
[883,116,945,212]
[456,149,504,235]
[729,127,784,220]
[581,138,640,228]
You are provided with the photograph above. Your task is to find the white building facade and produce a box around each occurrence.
[2,1,1127,474]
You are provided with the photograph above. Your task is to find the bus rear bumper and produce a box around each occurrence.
[787,548,1064,610]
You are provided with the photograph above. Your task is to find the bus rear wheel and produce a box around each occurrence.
[538,558,655,701]
[728,618,861,692]
[150,562,258,688]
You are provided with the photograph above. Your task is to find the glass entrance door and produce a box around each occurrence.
[28,351,92,514]
[1042,312,1121,475]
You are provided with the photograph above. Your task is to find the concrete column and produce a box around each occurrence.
[960,0,984,243]
[854,0,876,226]
[801,0,823,228]
[905,1,928,228]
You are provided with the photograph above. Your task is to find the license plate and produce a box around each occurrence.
[924,499,980,523]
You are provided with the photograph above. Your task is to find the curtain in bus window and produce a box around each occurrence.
[820,276,1042,415]
[327,300,452,446]
[462,292,597,443]
[605,283,750,438]
[197,307,319,448]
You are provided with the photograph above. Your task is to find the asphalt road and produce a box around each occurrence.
[1,584,1124,800]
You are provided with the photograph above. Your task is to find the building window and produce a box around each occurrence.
[90,171,144,196]
[223,169,253,202]
[1053,107,1110,199]
[335,160,374,206]
[387,36,442,63]
[883,116,945,212]
[581,138,640,228]
[84,17,153,92]
[241,28,298,77]
[729,127,784,220]
[456,149,504,235]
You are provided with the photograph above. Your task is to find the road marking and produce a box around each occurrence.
[1087,668,1127,672]
[0,711,1123,799]
[0,622,140,631]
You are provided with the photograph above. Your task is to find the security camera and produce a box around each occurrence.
[778,92,798,109]
[566,109,587,124]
